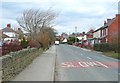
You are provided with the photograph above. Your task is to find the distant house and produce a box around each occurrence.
[0,30,10,46]
[1,24,24,43]
[61,38,68,43]
[76,33,84,41]
[0,30,9,39]
[93,28,101,44]
[85,29,94,46]
[86,29,94,39]
[2,24,18,41]
[60,33,68,43]
[61,33,69,38]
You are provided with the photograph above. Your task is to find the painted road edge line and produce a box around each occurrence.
[87,57,92,60]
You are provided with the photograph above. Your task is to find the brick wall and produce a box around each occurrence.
[108,14,119,44]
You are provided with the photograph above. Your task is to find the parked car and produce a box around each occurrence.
[55,41,59,45]
[73,42,83,47]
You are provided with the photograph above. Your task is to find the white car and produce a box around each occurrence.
[55,41,59,45]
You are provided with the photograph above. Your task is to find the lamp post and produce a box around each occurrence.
[75,26,77,43]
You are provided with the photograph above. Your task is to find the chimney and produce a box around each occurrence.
[104,21,106,25]
[116,14,120,17]
[107,19,111,22]
[7,24,11,28]
[18,28,21,30]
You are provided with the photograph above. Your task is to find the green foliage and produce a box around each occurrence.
[110,44,119,53]
[67,37,79,45]
[94,43,118,52]
[21,37,29,48]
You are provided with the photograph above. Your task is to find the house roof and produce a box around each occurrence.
[102,18,115,29]
[2,34,10,38]
[0,30,10,38]
[86,29,94,35]
[94,18,115,33]
[93,27,102,32]
[2,27,18,33]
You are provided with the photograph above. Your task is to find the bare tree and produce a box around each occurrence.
[17,8,58,38]
[17,8,58,48]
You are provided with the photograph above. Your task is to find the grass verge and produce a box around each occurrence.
[103,51,119,59]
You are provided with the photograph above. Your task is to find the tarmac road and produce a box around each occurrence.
[55,44,119,81]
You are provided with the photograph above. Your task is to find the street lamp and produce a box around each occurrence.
[75,26,77,43]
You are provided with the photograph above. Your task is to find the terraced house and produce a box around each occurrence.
[93,14,119,45]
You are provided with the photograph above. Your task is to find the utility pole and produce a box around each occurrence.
[75,26,77,43]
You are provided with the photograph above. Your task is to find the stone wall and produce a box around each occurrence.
[1,48,43,81]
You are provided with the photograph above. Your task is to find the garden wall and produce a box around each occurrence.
[1,48,43,82]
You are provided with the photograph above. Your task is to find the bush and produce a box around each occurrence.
[28,40,42,48]
[94,43,113,52]
[67,37,79,45]
[2,44,22,56]
[110,44,119,53]
[20,37,29,48]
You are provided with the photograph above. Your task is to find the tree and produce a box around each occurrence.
[36,27,56,49]
[16,28,24,40]
[17,8,58,49]
[67,37,79,45]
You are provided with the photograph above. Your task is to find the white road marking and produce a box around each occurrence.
[81,48,91,51]
[78,62,89,67]
[61,62,73,68]
[87,57,92,59]
[96,52,102,53]
[95,61,109,68]
[86,62,98,66]
[61,61,109,68]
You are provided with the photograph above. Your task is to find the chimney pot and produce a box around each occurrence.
[104,21,106,25]
[7,24,11,28]
[107,19,111,22]
[116,14,120,17]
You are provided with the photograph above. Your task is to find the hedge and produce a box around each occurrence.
[94,43,119,52]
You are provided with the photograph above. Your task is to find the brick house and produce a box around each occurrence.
[100,18,114,43]
[93,14,119,44]
[86,29,94,39]
[107,14,119,44]
[85,29,94,46]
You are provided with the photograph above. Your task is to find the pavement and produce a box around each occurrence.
[0,57,2,83]
[12,45,56,81]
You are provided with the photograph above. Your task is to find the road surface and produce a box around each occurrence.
[55,44,119,81]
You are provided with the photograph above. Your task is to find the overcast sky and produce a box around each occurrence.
[1,0,119,34]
